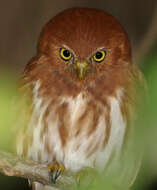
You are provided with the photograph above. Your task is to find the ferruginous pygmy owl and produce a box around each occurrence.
[16,8,144,190]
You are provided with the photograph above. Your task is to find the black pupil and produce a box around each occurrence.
[96,51,103,59]
[63,50,70,57]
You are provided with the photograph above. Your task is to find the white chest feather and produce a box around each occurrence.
[16,82,126,172]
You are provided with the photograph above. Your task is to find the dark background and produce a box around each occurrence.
[0,0,157,189]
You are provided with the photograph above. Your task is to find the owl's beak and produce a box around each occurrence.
[74,61,89,80]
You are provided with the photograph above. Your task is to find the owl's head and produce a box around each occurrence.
[37,8,131,79]
[24,8,135,97]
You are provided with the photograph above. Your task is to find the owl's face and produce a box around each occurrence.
[54,45,108,80]
[24,8,133,98]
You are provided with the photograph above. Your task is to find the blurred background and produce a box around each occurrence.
[0,0,157,189]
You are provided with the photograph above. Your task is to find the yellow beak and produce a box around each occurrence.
[75,61,89,80]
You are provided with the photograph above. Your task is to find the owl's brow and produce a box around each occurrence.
[87,47,111,61]
[91,47,110,55]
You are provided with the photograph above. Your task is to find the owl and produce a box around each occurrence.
[16,8,144,190]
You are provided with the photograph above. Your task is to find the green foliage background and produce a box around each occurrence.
[0,70,17,152]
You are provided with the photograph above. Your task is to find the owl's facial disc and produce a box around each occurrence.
[59,47,107,80]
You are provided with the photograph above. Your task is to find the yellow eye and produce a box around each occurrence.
[60,48,72,61]
[93,50,106,63]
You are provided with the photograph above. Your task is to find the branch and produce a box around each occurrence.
[0,151,76,190]
[134,4,157,64]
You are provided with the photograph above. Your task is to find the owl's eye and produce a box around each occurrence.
[60,48,72,61]
[93,50,106,63]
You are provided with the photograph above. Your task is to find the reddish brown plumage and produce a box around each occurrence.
[16,8,144,189]
[38,8,131,61]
